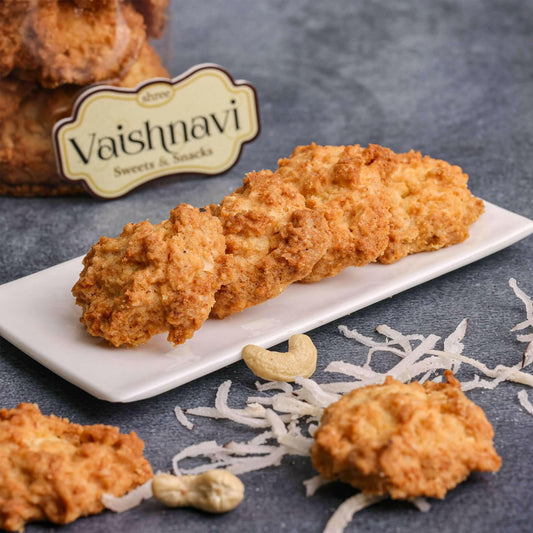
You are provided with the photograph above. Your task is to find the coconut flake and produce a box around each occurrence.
[102,478,153,513]
[246,396,275,405]
[388,334,440,381]
[294,376,341,408]
[185,406,225,419]
[376,324,425,351]
[320,381,375,393]
[411,497,432,512]
[444,319,468,373]
[394,356,452,383]
[338,325,382,348]
[215,380,269,428]
[278,421,314,455]
[173,440,289,476]
[324,360,383,381]
[249,430,274,445]
[509,278,533,331]
[523,342,533,369]
[265,408,288,438]
[174,406,194,430]
[427,350,533,387]
[172,440,221,475]
[518,390,533,415]
[323,493,386,533]
[303,475,332,497]
[223,440,279,456]
[418,369,435,384]
[308,423,318,436]
[272,395,323,417]
[509,279,533,367]
[226,448,287,475]
[444,319,468,355]
[459,375,484,392]
[255,380,294,393]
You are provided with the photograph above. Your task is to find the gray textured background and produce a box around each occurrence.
[1,1,532,531]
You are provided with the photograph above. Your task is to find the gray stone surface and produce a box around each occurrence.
[0,1,532,532]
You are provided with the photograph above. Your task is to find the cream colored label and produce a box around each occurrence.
[53,65,260,198]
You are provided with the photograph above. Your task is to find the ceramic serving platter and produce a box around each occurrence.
[0,201,532,402]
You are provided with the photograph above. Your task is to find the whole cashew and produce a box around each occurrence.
[152,470,244,513]
[242,334,317,382]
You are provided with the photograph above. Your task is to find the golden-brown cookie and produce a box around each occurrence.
[378,148,485,263]
[0,43,169,197]
[72,204,227,347]
[208,170,331,318]
[277,143,392,282]
[0,0,146,88]
[0,403,152,532]
[311,371,501,499]
[277,143,484,270]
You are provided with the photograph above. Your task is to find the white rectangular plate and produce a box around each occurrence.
[0,201,532,402]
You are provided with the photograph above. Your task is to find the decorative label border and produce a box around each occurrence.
[53,64,261,199]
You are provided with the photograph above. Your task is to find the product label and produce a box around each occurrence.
[53,64,260,198]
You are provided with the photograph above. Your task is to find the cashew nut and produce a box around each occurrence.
[242,334,317,382]
[152,470,244,513]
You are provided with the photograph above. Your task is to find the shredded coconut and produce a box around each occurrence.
[264,408,287,438]
[410,497,432,512]
[323,494,386,533]
[255,380,293,393]
[518,389,533,415]
[303,475,332,497]
[174,406,194,430]
[509,278,533,331]
[509,278,533,367]
[102,478,153,513]
[215,381,270,428]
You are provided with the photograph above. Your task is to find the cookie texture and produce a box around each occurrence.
[311,371,501,499]
[208,170,331,318]
[378,148,485,263]
[0,403,152,532]
[277,143,484,272]
[73,204,228,347]
[277,143,392,281]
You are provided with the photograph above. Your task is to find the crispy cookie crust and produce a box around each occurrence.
[0,403,152,532]
[311,371,501,499]
[277,144,392,282]
[208,170,331,318]
[72,204,227,347]
[378,148,485,263]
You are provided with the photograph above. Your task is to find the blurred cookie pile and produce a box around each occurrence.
[0,0,170,197]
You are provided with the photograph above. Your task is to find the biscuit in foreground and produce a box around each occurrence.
[311,371,501,499]
[72,204,227,347]
[0,403,152,532]
[208,170,331,318]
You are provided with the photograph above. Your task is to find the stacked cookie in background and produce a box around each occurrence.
[0,0,170,196]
